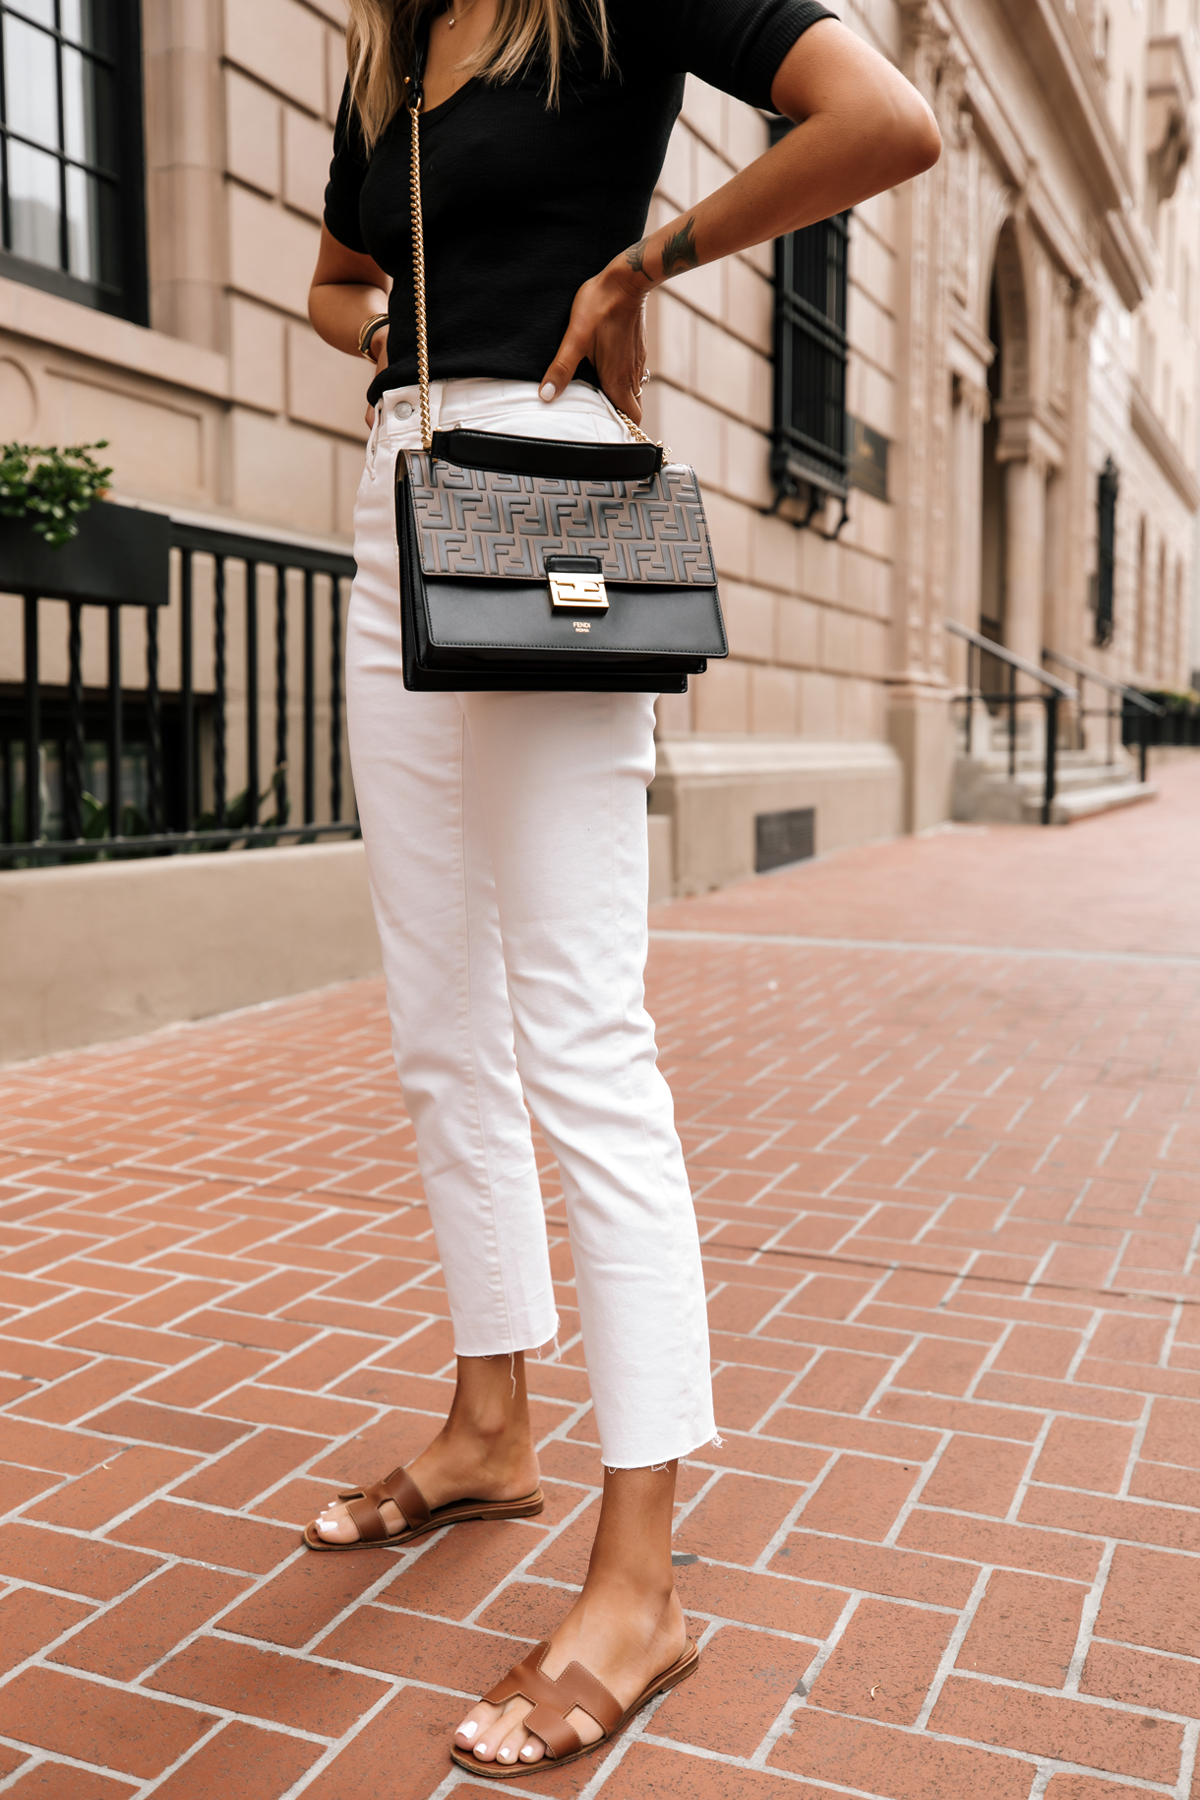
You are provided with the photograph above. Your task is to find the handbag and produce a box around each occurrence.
[395,79,728,693]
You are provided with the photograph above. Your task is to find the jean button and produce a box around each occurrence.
[396,401,413,419]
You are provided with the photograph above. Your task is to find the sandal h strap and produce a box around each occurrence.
[482,1643,623,1760]
[342,1465,432,1543]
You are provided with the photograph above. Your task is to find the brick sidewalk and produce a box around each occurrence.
[1,761,1199,1799]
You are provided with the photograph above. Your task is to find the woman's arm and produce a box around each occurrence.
[309,224,392,424]
[540,18,941,419]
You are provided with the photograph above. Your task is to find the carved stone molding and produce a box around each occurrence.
[1146,34,1195,207]
[935,47,970,144]
[993,396,1063,475]
[953,372,992,423]
[899,0,952,97]
[1069,277,1101,337]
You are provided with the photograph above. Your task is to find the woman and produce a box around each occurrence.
[308,0,937,1777]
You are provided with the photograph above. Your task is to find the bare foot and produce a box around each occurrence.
[453,1581,687,1768]
[314,1351,539,1545]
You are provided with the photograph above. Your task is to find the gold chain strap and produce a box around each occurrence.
[408,97,434,452]
[408,94,665,460]
[611,404,662,451]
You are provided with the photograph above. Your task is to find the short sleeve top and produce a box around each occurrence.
[324,0,836,401]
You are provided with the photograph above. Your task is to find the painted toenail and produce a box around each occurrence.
[499,1750,513,1760]
[521,1745,537,1758]
[475,1744,488,1756]
[460,1723,477,1740]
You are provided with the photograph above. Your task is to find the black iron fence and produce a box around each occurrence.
[1042,647,1163,782]
[1,509,358,866]
[946,619,1076,825]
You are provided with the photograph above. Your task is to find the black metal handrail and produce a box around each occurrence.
[1042,646,1164,783]
[945,619,1078,826]
[2,516,357,866]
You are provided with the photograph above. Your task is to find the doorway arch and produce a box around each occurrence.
[978,219,1046,682]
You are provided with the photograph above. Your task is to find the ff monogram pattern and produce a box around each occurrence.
[404,454,718,586]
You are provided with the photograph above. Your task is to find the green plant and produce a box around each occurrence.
[190,766,290,847]
[81,791,152,843]
[0,440,114,547]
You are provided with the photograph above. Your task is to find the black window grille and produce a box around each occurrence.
[770,121,850,504]
[0,0,147,321]
[1095,456,1118,649]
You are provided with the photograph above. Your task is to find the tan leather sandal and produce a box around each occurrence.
[450,1637,700,1779]
[302,1463,544,1552]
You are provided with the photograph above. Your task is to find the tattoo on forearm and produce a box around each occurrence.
[660,217,699,280]
[626,236,650,277]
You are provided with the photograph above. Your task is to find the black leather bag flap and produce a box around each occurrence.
[430,426,663,482]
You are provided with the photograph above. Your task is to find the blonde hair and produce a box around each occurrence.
[346,0,611,151]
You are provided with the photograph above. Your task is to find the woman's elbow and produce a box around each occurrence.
[894,90,941,180]
[309,283,341,346]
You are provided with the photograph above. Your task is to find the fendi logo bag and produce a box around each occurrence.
[395,82,728,694]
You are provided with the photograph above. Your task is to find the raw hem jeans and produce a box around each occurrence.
[346,376,716,1469]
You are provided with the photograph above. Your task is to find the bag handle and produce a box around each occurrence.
[405,88,660,458]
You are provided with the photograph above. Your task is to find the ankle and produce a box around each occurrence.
[435,1416,535,1464]
[464,1411,529,1445]
[581,1570,679,1615]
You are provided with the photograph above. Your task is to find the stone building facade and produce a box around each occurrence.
[908,0,1199,828]
[0,0,1195,892]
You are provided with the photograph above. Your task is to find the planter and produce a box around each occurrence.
[0,501,170,607]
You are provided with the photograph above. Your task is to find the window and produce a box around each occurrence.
[0,0,147,321]
[770,110,850,509]
[1095,458,1118,650]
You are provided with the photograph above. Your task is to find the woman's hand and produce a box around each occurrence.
[365,324,391,428]
[538,262,649,422]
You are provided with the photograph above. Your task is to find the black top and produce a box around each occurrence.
[324,0,835,403]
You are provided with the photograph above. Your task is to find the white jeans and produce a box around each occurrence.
[346,377,716,1468]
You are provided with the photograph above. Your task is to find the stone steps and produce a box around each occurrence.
[1031,780,1158,825]
[953,753,1158,825]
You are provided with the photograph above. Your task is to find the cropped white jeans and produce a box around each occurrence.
[345,376,716,1468]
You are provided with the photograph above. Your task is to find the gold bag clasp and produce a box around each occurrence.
[548,571,609,611]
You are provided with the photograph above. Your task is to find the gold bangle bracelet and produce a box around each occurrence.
[358,313,389,360]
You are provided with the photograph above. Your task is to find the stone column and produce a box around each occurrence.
[1061,284,1100,666]
[888,0,963,832]
[949,374,990,671]
[142,0,227,351]
[1002,453,1049,672]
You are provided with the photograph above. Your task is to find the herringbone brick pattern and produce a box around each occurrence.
[2,757,1199,1799]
